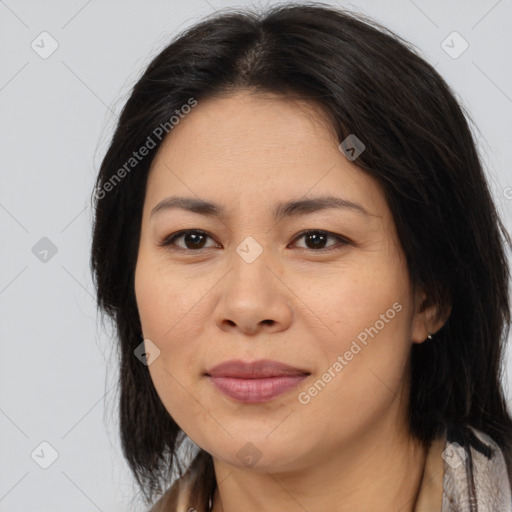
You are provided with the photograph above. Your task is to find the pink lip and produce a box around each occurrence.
[205,359,310,403]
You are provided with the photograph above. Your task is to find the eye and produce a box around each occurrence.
[290,229,350,251]
[158,229,219,251]
[158,229,350,252]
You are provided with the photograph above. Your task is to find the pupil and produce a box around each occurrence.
[307,232,326,249]
[186,232,205,248]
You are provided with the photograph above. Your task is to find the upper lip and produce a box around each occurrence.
[206,359,310,379]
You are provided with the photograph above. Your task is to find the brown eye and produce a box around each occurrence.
[292,230,350,251]
[159,230,218,251]
[158,229,350,253]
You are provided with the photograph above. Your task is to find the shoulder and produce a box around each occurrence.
[442,425,512,511]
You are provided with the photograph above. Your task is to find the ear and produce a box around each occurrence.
[411,285,451,344]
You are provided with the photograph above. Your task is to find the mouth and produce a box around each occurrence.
[205,359,310,403]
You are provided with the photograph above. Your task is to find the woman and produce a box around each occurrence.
[90,2,512,511]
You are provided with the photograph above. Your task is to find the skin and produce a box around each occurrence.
[134,90,449,512]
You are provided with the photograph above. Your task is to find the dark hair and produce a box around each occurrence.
[90,1,512,506]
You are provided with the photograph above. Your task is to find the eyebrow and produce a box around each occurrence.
[150,195,375,221]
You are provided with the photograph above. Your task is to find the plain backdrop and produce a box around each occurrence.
[1,0,511,510]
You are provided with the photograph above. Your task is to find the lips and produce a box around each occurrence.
[205,359,310,403]
[206,359,310,379]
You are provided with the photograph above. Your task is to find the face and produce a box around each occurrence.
[134,90,434,473]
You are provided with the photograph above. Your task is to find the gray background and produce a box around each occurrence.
[1,0,511,510]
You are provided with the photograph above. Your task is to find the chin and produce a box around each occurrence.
[206,436,312,474]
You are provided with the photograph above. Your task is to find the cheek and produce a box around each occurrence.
[135,261,209,434]
[295,297,412,446]
[298,256,413,400]
[134,254,211,410]
[302,254,410,340]
[135,251,204,344]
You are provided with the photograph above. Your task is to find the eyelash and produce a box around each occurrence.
[157,229,351,253]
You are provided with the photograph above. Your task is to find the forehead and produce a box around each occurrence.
[144,91,386,222]
[153,90,339,165]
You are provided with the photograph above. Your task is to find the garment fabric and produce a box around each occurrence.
[415,425,512,511]
[149,425,512,512]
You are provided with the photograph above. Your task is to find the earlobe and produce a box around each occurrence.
[411,287,452,344]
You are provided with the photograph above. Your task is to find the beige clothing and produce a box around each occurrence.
[149,426,511,512]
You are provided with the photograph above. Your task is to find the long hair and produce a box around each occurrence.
[90,2,512,506]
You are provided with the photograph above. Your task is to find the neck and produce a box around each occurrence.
[210,407,427,512]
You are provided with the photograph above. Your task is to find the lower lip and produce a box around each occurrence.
[208,375,309,403]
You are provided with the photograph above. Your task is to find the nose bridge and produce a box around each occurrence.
[212,235,288,334]
[212,224,294,334]
[216,231,292,318]
[229,234,275,294]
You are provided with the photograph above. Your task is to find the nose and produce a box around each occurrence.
[213,242,293,336]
